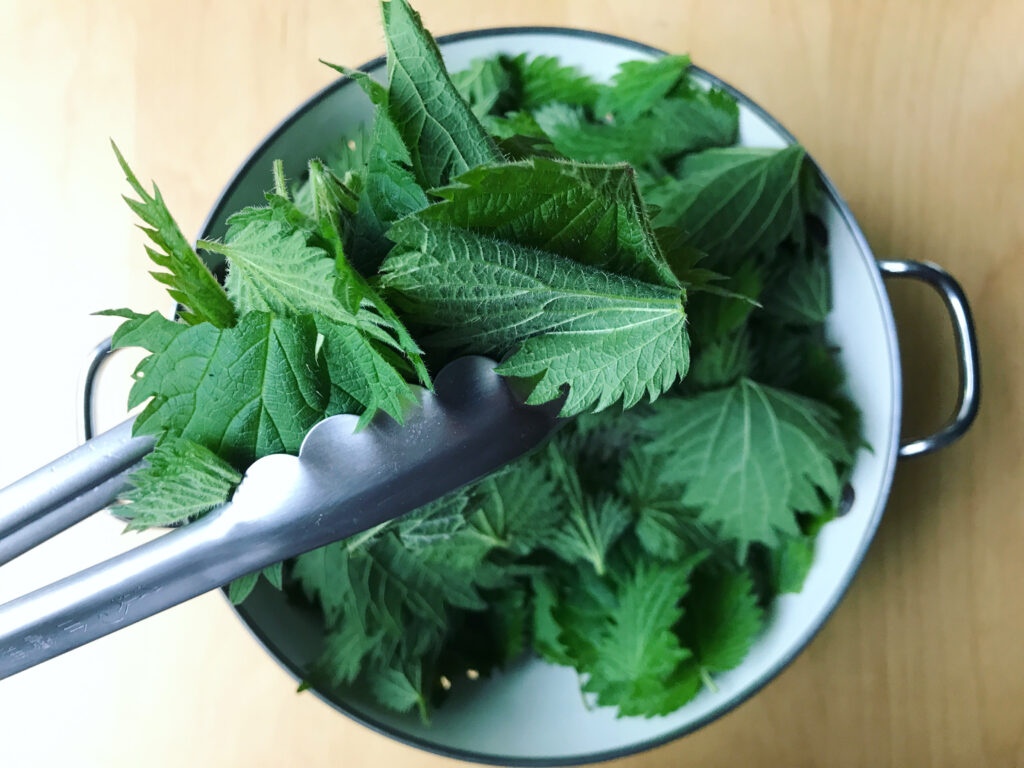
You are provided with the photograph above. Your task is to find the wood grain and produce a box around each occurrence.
[0,1,1021,766]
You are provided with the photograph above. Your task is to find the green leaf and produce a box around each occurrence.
[647,145,807,257]
[451,56,515,118]
[111,143,235,328]
[332,63,431,272]
[465,460,563,554]
[533,91,738,169]
[229,565,284,605]
[261,561,284,590]
[580,556,705,717]
[595,55,691,121]
[366,661,428,721]
[760,241,832,326]
[200,219,421,422]
[505,53,600,111]
[688,327,754,390]
[530,574,572,666]
[316,317,419,425]
[543,446,630,574]
[481,110,548,141]
[291,541,354,626]
[213,220,339,317]
[382,218,689,415]
[680,569,763,681]
[313,621,384,687]
[644,379,851,552]
[425,158,677,287]
[110,310,327,467]
[772,535,816,594]
[117,438,241,531]
[392,488,504,571]
[228,571,260,605]
[618,449,725,563]
[380,0,500,188]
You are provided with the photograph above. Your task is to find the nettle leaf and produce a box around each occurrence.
[771,535,817,594]
[530,574,573,666]
[505,53,601,111]
[580,556,705,717]
[543,446,630,574]
[366,661,428,721]
[648,145,807,257]
[760,241,832,327]
[381,218,689,415]
[466,460,563,554]
[109,310,326,467]
[112,143,235,328]
[226,563,284,605]
[617,449,726,564]
[688,327,754,391]
[327,63,430,272]
[117,438,241,531]
[644,379,851,552]
[533,91,737,169]
[200,219,421,422]
[451,56,515,118]
[425,158,678,287]
[313,620,385,687]
[595,54,691,121]
[315,318,419,424]
[680,569,763,684]
[381,0,500,188]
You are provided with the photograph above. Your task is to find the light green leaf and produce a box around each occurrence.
[366,662,428,721]
[534,91,737,168]
[466,460,562,554]
[451,56,514,117]
[595,55,691,121]
[315,317,419,425]
[543,446,630,574]
[200,219,421,422]
[331,62,431,272]
[117,438,241,531]
[618,450,725,563]
[111,143,235,328]
[644,379,851,552]
[580,556,705,717]
[772,535,816,594]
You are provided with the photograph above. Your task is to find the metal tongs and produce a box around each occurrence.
[0,356,561,678]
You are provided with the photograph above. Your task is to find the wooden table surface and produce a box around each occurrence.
[1,1,1022,766]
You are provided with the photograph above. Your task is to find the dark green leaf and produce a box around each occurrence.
[425,158,677,287]
[382,218,689,415]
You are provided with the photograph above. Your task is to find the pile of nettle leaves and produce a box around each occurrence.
[103,0,860,720]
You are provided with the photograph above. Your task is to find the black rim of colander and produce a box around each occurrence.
[200,25,902,768]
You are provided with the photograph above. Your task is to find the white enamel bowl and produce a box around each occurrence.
[196,27,979,766]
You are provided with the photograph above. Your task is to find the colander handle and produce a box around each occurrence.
[878,260,980,458]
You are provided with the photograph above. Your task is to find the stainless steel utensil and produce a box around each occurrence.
[0,356,561,678]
